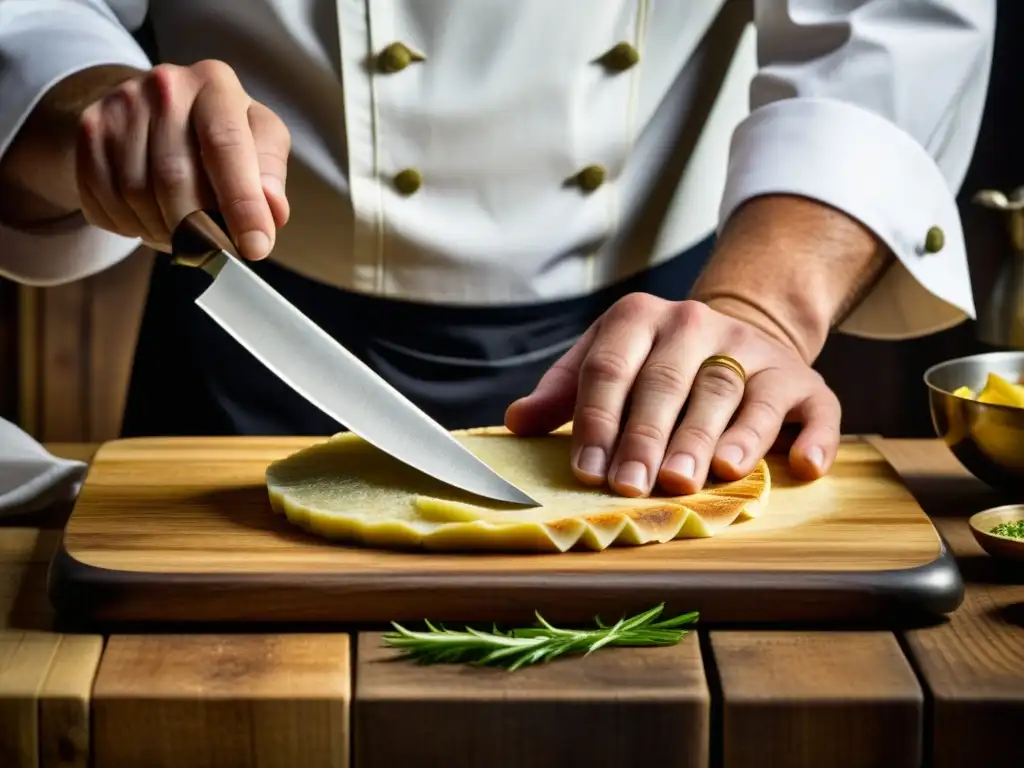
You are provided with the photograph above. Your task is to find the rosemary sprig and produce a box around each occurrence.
[381,603,698,671]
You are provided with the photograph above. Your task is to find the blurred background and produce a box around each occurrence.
[1,2,1020,445]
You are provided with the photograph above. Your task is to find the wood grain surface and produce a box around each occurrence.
[10,438,1023,766]
[872,439,1024,768]
[710,631,923,768]
[354,630,708,768]
[52,436,953,625]
[0,528,103,768]
[16,251,152,443]
[1,528,58,631]
[92,633,351,768]
[37,635,104,768]
[0,631,62,768]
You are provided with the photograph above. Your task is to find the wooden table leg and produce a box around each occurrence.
[875,439,1024,768]
[354,631,710,768]
[0,528,104,768]
[709,631,923,768]
[91,633,351,768]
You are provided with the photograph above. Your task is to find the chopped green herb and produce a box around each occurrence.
[990,520,1024,540]
[382,603,698,671]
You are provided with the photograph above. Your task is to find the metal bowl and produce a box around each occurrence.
[924,351,1024,494]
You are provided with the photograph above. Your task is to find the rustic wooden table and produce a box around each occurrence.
[1,439,1021,768]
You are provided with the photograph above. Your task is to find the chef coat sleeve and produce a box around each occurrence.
[0,0,151,287]
[719,0,996,339]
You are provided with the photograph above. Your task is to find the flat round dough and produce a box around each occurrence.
[265,426,770,553]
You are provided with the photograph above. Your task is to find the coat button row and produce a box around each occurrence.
[378,41,630,197]
[392,164,609,196]
[375,40,640,75]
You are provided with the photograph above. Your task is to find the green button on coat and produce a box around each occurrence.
[394,168,423,195]
[377,42,423,73]
[600,42,640,71]
[924,225,945,253]
[576,165,606,192]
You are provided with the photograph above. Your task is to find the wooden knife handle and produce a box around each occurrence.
[169,209,239,269]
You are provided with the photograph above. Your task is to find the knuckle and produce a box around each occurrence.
[147,64,196,112]
[149,63,182,88]
[575,403,621,433]
[256,149,289,178]
[200,117,248,151]
[745,398,784,424]
[149,63,177,82]
[728,421,765,449]
[221,197,271,229]
[151,152,193,192]
[609,292,660,321]
[624,420,669,445]
[581,349,632,382]
[723,321,752,349]
[675,423,718,451]
[116,169,148,200]
[115,76,143,102]
[192,58,238,83]
[671,299,708,328]
[77,105,103,143]
[637,361,688,395]
[103,82,142,121]
[698,365,743,400]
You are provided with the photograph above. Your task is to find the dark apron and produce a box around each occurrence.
[120,238,715,437]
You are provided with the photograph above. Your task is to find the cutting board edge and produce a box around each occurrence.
[47,533,965,626]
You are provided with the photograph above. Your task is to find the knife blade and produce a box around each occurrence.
[170,210,539,507]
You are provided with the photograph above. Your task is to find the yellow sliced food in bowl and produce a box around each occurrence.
[977,372,1024,409]
[265,426,770,553]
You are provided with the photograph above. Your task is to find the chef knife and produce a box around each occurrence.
[169,209,539,507]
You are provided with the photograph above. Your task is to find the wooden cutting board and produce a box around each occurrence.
[48,436,963,626]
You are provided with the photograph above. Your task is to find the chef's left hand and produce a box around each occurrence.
[504,294,841,497]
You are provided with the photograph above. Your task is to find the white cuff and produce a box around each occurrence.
[0,214,142,286]
[0,2,152,157]
[0,2,151,284]
[718,97,975,340]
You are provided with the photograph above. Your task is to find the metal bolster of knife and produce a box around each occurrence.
[169,209,239,277]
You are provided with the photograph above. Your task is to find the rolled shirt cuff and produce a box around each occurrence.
[718,96,975,340]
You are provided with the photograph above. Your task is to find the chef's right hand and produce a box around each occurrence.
[75,60,291,260]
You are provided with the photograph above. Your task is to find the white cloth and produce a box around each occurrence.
[0,417,87,517]
[0,0,996,341]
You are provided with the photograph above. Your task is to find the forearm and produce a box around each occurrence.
[689,194,892,363]
[0,64,141,228]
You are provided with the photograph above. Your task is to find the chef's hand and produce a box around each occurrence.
[504,295,841,496]
[75,60,290,259]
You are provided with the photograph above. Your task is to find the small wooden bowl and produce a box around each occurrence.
[968,505,1024,561]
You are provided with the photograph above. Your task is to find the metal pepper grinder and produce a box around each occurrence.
[972,186,1024,349]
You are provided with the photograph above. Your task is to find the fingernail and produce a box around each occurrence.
[807,445,825,470]
[717,445,744,466]
[663,452,696,480]
[238,230,272,260]
[576,446,607,477]
[614,461,649,493]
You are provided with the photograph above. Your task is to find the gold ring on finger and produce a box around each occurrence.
[698,354,747,384]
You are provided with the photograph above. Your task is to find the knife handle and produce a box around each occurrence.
[170,209,240,269]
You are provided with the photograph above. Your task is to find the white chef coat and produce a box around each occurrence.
[0,0,995,339]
